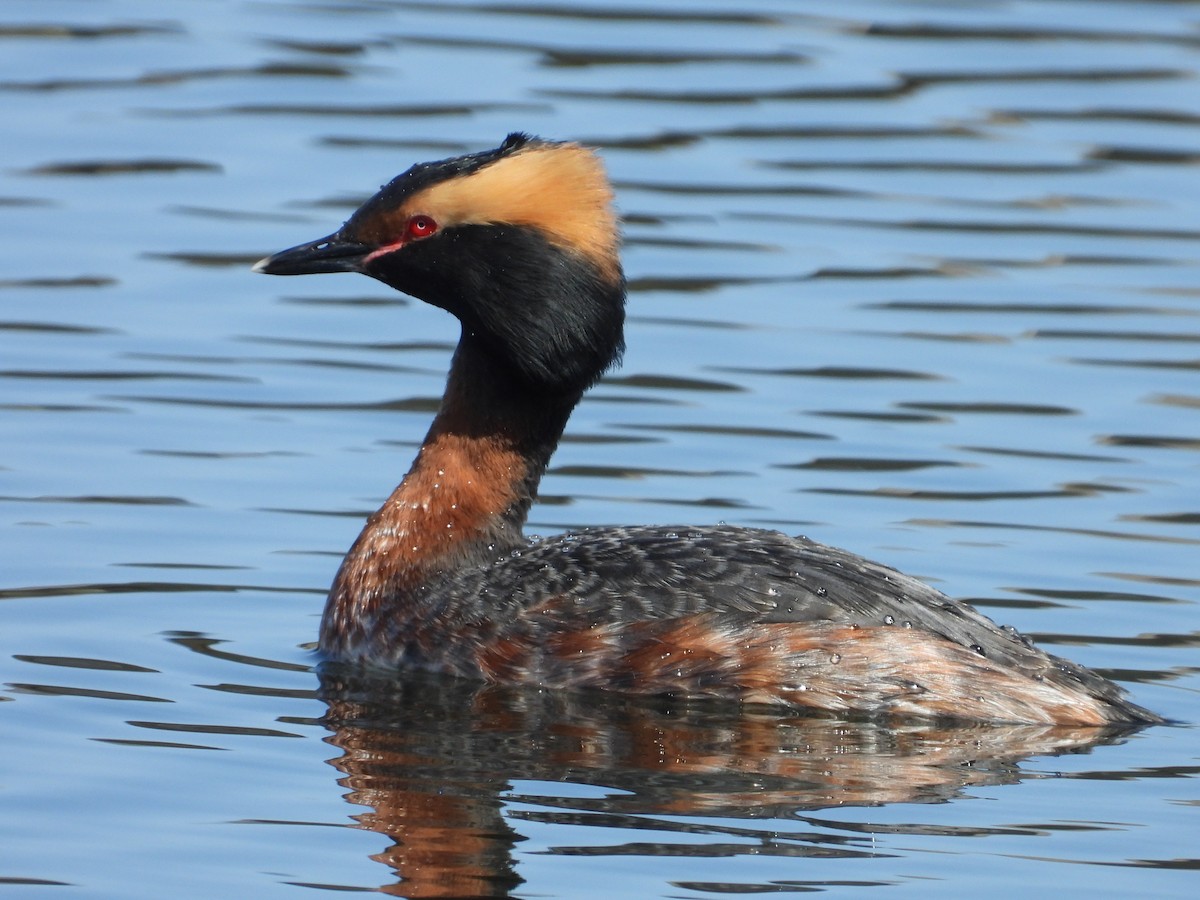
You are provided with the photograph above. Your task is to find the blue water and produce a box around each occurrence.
[1,1,1197,896]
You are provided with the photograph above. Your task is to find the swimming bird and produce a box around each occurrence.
[256,133,1160,725]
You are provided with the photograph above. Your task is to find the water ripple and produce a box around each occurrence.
[1,1,1195,894]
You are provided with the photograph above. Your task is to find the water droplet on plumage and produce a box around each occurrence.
[883,615,894,625]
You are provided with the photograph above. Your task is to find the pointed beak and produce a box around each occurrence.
[253,234,373,276]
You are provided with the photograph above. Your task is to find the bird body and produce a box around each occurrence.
[257,133,1160,726]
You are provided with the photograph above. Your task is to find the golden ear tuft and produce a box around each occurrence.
[404,141,621,280]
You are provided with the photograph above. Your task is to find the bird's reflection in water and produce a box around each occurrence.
[319,667,1143,898]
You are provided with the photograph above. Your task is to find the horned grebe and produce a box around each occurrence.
[256,133,1159,725]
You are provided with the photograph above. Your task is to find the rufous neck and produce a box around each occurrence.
[321,336,578,652]
[423,334,579,535]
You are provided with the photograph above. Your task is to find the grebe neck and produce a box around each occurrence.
[319,333,578,654]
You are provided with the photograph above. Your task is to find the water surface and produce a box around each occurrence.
[1,1,1197,897]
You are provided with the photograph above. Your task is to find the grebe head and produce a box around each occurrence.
[255,133,626,395]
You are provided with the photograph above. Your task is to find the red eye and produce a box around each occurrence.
[405,215,438,240]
